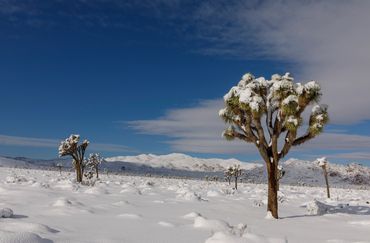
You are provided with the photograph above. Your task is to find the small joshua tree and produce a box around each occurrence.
[58,134,89,183]
[231,165,243,190]
[56,163,63,175]
[225,165,242,189]
[86,153,103,179]
[220,72,329,218]
[225,167,233,185]
[316,157,330,198]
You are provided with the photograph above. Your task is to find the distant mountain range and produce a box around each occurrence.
[1,153,369,188]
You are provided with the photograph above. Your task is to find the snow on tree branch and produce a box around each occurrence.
[58,134,90,183]
[219,71,329,218]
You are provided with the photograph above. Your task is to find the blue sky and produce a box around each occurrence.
[0,0,370,165]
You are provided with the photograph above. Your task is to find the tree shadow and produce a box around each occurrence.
[281,202,370,219]
[10,214,29,219]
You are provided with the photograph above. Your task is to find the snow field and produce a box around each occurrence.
[1,167,370,243]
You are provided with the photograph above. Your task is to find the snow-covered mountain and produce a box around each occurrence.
[0,156,67,169]
[1,153,370,188]
[105,153,260,172]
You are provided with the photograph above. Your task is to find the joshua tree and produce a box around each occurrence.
[219,72,329,218]
[316,157,330,198]
[56,163,63,175]
[58,134,89,183]
[232,165,243,190]
[86,153,103,179]
[225,167,233,185]
[225,165,242,189]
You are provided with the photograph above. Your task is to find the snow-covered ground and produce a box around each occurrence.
[1,165,370,243]
[2,153,370,188]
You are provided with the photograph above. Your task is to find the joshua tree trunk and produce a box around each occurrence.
[267,163,278,218]
[75,161,83,183]
[234,177,238,190]
[323,167,330,198]
[96,166,99,179]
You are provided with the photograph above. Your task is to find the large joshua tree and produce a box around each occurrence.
[219,72,329,218]
[58,134,89,183]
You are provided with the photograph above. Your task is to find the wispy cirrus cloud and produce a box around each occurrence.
[0,134,136,153]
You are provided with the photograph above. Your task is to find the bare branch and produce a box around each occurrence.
[279,130,297,159]
[292,132,315,146]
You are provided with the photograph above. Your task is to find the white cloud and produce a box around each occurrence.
[0,134,56,148]
[328,152,370,161]
[128,99,256,154]
[129,99,370,161]
[191,0,370,124]
[0,134,135,153]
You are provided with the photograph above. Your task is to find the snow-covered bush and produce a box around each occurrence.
[58,134,89,183]
[220,72,329,218]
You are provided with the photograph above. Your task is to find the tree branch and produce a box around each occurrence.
[253,116,268,148]
[292,132,315,146]
[279,130,297,159]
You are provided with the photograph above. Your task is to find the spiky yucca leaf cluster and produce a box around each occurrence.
[58,134,89,157]
[309,104,329,135]
[225,165,242,177]
[219,72,328,142]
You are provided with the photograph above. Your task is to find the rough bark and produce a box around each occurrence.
[96,166,99,179]
[75,161,83,182]
[323,167,330,198]
[267,163,279,218]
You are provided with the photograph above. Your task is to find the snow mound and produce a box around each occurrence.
[52,198,85,208]
[176,190,206,201]
[348,220,370,226]
[207,190,221,197]
[52,198,73,207]
[120,185,142,195]
[158,221,175,227]
[54,179,78,190]
[84,186,109,195]
[242,232,286,243]
[183,212,201,219]
[0,222,58,234]
[112,200,130,206]
[193,216,232,232]
[0,208,13,218]
[117,213,142,219]
[306,200,331,215]
[50,198,93,215]
[205,231,248,243]
[265,211,276,220]
[0,231,52,243]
